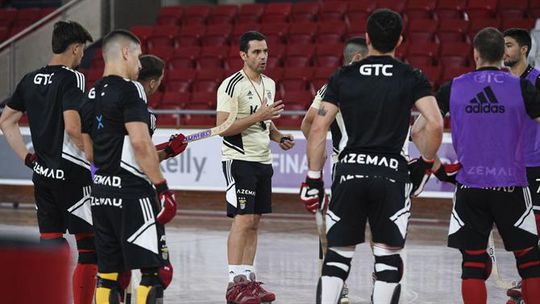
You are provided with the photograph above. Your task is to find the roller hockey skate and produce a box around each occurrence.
[339,283,350,304]
[226,275,260,304]
[506,281,524,304]
[247,273,275,304]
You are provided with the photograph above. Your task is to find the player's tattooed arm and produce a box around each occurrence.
[317,106,328,116]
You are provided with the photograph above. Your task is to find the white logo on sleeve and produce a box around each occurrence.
[359,64,393,76]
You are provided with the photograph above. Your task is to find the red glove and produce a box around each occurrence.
[159,262,173,289]
[24,153,36,169]
[156,134,188,159]
[155,181,177,225]
[433,162,461,184]
[299,175,327,214]
[408,156,435,197]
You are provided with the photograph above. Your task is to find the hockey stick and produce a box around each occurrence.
[183,96,239,143]
[487,230,519,290]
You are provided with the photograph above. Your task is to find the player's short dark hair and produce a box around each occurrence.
[51,21,93,54]
[239,31,266,53]
[366,9,403,53]
[102,29,141,49]
[504,28,532,56]
[474,27,505,63]
[138,55,165,81]
[344,37,368,61]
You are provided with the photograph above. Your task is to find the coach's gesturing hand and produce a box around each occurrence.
[433,162,461,184]
[408,156,435,197]
[257,99,284,121]
[155,180,178,225]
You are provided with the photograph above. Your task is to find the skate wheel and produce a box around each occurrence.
[340,298,350,304]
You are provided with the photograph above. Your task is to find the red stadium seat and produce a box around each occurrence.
[275,102,304,128]
[174,25,205,47]
[501,18,535,31]
[236,4,264,24]
[465,0,497,19]
[147,34,174,50]
[265,68,283,83]
[345,1,376,22]
[156,6,183,25]
[407,19,438,43]
[147,91,163,109]
[317,21,346,44]
[161,91,190,108]
[208,5,238,25]
[348,20,367,37]
[291,2,319,22]
[267,44,285,69]
[189,91,217,108]
[231,23,260,43]
[156,114,179,127]
[440,42,472,67]
[288,22,316,44]
[497,0,527,19]
[376,0,405,13]
[169,46,200,69]
[15,8,42,24]
[280,67,314,92]
[404,0,436,19]
[435,0,466,19]
[225,56,243,71]
[312,67,336,91]
[395,41,409,60]
[130,25,154,42]
[260,23,288,45]
[261,3,292,23]
[437,19,469,43]
[0,26,9,42]
[407,42,440,66]
[467,18,501,37]
[285,44,314,67]
[418,65,443,90]
[149,46,174,62]
[0,9,16,27]
[530,1,540,19]
[193,69,225,93]
[315,43,343,68]
[165,68,195,93]
[182,5,211,26]
[319,1,347,22]
[282,90,314,109]
[85,68,102,87]
[197,46,224,69]
[201,24,232,46]
[182,103,215,127]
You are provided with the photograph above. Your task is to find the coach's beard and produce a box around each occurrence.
[504,59,518,67]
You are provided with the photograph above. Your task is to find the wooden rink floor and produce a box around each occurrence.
[0,187,524,303]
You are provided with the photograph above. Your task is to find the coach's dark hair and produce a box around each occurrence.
[52,21,93,54]
[138,55,165,81]
[102,29,141,48]
[504,28,532,56]
[474,27,505,63]
[367,9,403,53]
[239,31,266,53]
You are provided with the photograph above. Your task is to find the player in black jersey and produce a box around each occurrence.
[79,30,178,304]
[301,9,444,304]
[0,21,95,304]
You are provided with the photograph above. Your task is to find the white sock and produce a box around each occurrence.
[228,265,243,282]
[372,281,399,304]
[241,264,255,280]
[320,276,343,304]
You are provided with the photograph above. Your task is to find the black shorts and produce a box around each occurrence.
[222,160,273,218]
[526,167,540,216]
[33,162,93,234]
[326,175,413,248]
[91,187,167,273]
[448,184,538,251]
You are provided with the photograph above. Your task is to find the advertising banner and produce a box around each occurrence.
[0,128,457,198]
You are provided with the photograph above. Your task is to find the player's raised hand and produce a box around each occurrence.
[433,162,461,184]
[155,180,178,225]
[257,99,284,121]
[408,156,435,197]
[279,134,295,150]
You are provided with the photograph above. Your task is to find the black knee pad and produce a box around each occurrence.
[374,254,403,283]
[461,250,492,280]
[76,234,97,264]
[140,268,164,304]
[515,246,540,279]
[321,249,352,281]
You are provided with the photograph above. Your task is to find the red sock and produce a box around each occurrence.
[462,279,486,304]
[522,277,540,304]
[72,263,97,304]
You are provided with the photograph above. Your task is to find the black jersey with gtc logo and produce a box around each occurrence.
[8,65,89,172]
[80,76,154,193]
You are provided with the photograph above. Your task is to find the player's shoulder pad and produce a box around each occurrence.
[125,79,148,104]
[61,66,86,92]
[223,71,245,97]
